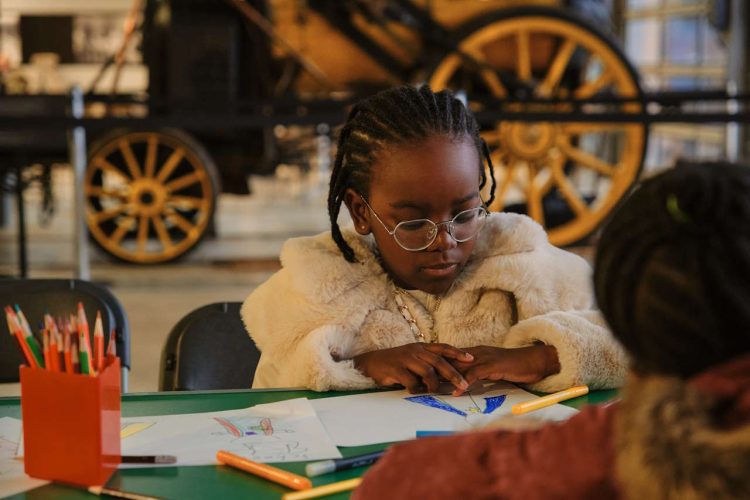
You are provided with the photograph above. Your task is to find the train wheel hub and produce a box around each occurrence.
[500,122,556,160]
[130,179,167,217]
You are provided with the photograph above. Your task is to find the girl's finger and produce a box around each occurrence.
[423,343,474,362]
[417,351,468,392]
[406,361,440,393]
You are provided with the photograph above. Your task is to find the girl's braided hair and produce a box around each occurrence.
[327,84,496,262]
[594,161,750,377]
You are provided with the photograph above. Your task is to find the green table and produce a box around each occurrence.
[0,388,616,499]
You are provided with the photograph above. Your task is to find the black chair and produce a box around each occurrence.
[160,302,260,391]
[0,278,131,390]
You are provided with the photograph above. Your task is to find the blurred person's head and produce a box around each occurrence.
[595,161,750,377]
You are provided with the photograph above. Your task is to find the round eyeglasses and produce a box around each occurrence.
[360,196,489,251]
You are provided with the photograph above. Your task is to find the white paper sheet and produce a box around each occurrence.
[311,382,580,446]
[120,398,341,466]
[0,417,49,497]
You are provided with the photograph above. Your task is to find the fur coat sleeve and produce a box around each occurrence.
[243,213,627,391]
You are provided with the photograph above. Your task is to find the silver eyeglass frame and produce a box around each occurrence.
[359,195,488,251]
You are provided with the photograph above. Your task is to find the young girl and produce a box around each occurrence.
[354,162,750,499]
[242,84,626,393]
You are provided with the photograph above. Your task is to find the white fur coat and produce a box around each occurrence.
[242,212,627,391]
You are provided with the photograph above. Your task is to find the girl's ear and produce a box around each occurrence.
[343,188,371,234]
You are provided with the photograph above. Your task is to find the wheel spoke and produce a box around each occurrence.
[557,139,616,176]
[168,195,206,209]
[493,162,517,208]
[550,156,589,216]
[136,214,150,254]
[573,70,612,99]
[517,30,531,82]
[92,157,130,180]
[537,39,576,97]
[166,210,197,236]
[84,186,129,200]
[165,171,203,192]
[144,134,158,178]
[119,139,143,180]
[463,47,507,97]
[151,215,174,251]
[526,169,545,225]
[155,148,186,183]
[110,218,134,245]
[91,205,130,224]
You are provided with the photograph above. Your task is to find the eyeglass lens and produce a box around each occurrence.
[394,208,487,250]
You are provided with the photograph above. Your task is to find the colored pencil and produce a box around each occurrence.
[42,329,51,370]
[71,338,80,374]
[216,450,312,491]
[107,329,117,357]
[88,486,165,500]
[93,311,105,373]
[281,478,363,500]
[77,303,95,375]
[5,309,37,368]
[8,306,44,367]
[63,330,73,373]
[511,385,590,415]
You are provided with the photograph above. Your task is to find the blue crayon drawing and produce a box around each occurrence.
[405,394,507,416]
[483,395,506,414]
[405,395,467,416]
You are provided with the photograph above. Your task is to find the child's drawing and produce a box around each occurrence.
[405,394,507,417]
[120,422,155,439]
[241,436,309,462]
[213,417,274,437]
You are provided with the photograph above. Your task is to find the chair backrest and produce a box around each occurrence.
[159,302,260,391]
[0,278,131,383]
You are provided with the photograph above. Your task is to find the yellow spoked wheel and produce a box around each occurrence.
[429,7,647,246]
[85,129,219,264]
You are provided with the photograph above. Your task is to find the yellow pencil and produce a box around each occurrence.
[511,385,589,415]
[281,478,362,500]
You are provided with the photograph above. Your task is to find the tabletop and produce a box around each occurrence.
[0,387,617,499]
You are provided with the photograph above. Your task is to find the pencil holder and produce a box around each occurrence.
[20,358,121,486]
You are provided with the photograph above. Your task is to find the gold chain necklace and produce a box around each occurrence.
[392,283,442,343]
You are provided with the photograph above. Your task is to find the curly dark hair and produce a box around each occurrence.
[594,161,750,377]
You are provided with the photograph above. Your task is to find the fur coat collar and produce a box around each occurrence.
[617,353,750,499]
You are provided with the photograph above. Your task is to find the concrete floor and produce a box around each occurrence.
[1,165,594,395]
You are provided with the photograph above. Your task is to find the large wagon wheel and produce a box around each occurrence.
[429,6,647,246]
[85,129,220,264]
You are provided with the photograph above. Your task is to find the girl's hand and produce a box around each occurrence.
[353,343,474,394]
[450,345,560,393]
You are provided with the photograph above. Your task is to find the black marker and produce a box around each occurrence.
[305,451,385,477]
[121,455,177,464]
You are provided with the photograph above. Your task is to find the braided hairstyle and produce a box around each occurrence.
[594,161,750,377]
[328,84,497,262]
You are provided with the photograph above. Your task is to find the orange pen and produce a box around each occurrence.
[93,311,105,373]
[216,450,312,491]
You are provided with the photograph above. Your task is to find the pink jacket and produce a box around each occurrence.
[354,353,750,500]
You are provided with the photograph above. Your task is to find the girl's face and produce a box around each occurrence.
[345,135,483,295]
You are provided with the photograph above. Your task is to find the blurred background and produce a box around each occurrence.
[0,0,747,392]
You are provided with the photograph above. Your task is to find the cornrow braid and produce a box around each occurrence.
[328,84,496,262]
[594,161,750,377]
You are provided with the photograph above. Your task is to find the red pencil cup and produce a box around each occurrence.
[20,357,121,486]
